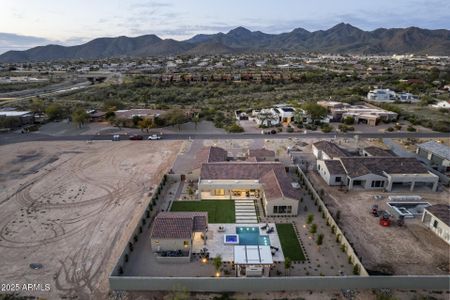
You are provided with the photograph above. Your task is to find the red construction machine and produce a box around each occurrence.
[379,212,391,227]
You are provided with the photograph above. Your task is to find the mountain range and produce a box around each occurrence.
[1,23,449,62]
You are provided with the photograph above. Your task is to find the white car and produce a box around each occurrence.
[148,134,161,140]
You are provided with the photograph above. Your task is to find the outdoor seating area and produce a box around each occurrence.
[193,223,285,264]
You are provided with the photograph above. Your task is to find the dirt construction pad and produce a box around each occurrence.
[0,140,183,299]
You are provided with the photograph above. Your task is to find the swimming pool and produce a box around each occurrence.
[236,226,270,246]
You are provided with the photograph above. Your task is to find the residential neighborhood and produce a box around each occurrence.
[0,1,449,298]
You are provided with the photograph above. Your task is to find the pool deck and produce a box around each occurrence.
[193,223,285,263]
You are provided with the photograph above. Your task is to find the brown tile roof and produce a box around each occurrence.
[208,146,228,162]
[260,170,283,200]
[363,146,396,157]
[425,204,450,227]
[248,148,275,158]
[150,212,208,239]
[201,162,300,200]
[313,141,350,159]
[324,160,346,174]
[339,157,429,178]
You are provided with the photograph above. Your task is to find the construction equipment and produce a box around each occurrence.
[371,205,379,217]
[379,212,391,227]
[397,215,405,227]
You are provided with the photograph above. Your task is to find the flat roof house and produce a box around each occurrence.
[253,109,280,127]
[150,212,208,263]
[367,88,397,101]
[271,105,295,124]
[317,101,398,125]
[416,141,450,174]
[421,204,450,245]
[0,110,34,128]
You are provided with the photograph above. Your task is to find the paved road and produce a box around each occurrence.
[1,131,448,145]
[0,79,91,99]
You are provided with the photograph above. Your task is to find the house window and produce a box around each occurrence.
[183,241,189,248]
[335,177,341,182]
[274,205,292,214]
[214,189,225,196]
[371,181,384,188]
[433,220,438,228]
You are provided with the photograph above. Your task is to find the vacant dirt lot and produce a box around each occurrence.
[309,171,450,275]
[0,140,183,299]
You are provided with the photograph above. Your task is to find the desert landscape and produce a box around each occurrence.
[0,140,183,299]
[308,172,450,275]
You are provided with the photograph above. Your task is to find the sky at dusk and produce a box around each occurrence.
[0,0,449,53]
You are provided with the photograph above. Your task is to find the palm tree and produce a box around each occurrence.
[258,111,274,127]
[213,255,222,275]
[192,113,200,130]
[284,257,292,276]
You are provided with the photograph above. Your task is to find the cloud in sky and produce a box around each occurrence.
[0,0,448,53]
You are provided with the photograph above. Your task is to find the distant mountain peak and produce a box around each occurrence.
[0,24,449,62]
[291,27,310,34]
[228,26,252,35]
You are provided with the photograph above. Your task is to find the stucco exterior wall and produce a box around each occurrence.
[316,160,346,186]
[265,197,298,216]
[422,211,450,245]
[151,238,191,252]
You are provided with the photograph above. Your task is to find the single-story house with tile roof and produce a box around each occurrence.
[312,141,350,160]
[421,204,450,245]
[362,146,396,157]
[199,161,300,216]
[416,141,450,174]
[247,148,276,161]
[150,212,208,261]
[317,159,347,186]
[317,157,439,191]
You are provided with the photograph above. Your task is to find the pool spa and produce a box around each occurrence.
[224,234,240,245]
[235,226,270,246]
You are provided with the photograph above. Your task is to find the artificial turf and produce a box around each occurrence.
[276,223,306,261]
[170,200,235,223]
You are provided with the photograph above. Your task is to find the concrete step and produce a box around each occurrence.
[236,214,257,217]
[235,204,255,208]
[235,208,256,212]
[236,220,258,224]
[236,217,258,222]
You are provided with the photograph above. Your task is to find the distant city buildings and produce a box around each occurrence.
[317,101,398,126]
[367,88,419,103]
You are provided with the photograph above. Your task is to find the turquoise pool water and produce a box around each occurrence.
[236,226,270,246]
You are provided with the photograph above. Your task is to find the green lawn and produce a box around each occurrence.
[170,200,235,223]
[276,223,306,262]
